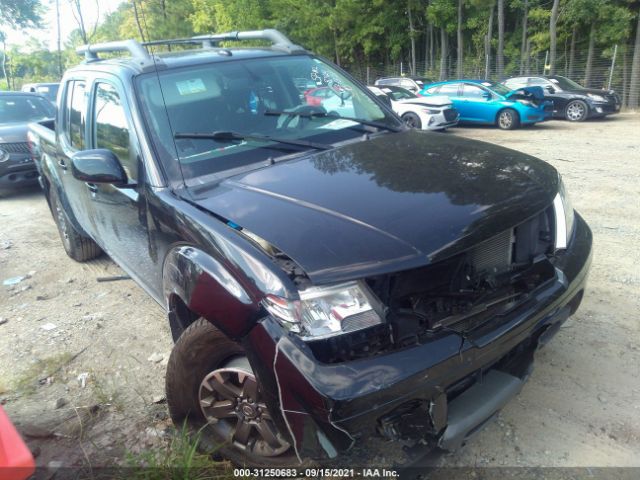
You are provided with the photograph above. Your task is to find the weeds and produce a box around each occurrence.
[91,372,125,412]
[10,351,74,394]
[120,423,232,480]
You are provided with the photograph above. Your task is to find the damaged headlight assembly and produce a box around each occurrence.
[553,175,576,250]
[263,281,384,340]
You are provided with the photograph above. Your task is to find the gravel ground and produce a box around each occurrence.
[0,113,639,472]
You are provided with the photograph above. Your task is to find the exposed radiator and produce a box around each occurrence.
[470,229,514,274]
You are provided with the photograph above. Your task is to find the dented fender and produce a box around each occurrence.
[162,245,262,340]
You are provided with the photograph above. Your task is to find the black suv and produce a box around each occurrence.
[29,30,592,466]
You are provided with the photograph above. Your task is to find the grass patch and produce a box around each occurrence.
[120,423,232,480]
[91,373,125,413]
[11,352,74,395]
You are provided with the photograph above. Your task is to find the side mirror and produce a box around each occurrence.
[545,85,555,94]
[482,92,492,100]
[71,149,129,186]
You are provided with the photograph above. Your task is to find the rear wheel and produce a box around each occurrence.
[497,108,520,130]
[401,112,422,129]
[565,100,588,121]
[166,319,296,467]
[49,189,101,262]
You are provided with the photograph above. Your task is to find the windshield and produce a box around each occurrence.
[549,76,584,90]
[411,77,432,87]
[480,81,512,96]
[137,55,398,181]
[34,84,59,102]
[380,86,417,100]
[0,95,55,124]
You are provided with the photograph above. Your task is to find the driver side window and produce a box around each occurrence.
[463,84,489,99]
[93,82,136,181]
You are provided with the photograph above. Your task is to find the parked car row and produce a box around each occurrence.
[0,92,55,193]
[372,74,620,130]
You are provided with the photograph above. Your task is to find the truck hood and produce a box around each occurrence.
[191,130,559,284]
[0,123,29,143]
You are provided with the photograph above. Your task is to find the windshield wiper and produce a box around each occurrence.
[264,110,404,133]
[174,130,332,150]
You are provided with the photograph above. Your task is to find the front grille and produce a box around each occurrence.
[342,310,381,332]
[470,229,514,274]
[443,109,457,121]
[606,94,620,105]
[1,142,30,154]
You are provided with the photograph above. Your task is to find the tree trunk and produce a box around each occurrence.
[131,0,147,43]
[568,25,576,78]
[549,0,559,75]
[584,22,596,87]
[70,0,88,43]
[485,2,494,78]
[629,12,640,108]
[520,0,528,75]
[424,16,429,70]
[56,0,62,77]
[525,37,531,74]
[1,42,9,90]
[408,0,416,75]
[333,29,341,66]
[429,23,434,73]
[457,0,464,77]
[622,45,629,107]
[440,27,448,80]
[497,0,504,78]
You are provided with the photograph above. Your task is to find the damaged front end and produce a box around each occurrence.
[243,207,592,462]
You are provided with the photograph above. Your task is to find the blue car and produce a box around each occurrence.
[419,80,552,130]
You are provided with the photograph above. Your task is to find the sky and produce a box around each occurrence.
[4,0,124,50]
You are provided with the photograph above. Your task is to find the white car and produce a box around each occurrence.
[368,85,459,131]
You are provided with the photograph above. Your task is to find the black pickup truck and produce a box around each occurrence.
[29,30,592,467]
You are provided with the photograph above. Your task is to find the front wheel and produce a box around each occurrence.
[166,319,296,467]
[401,112,422,129]
[497,108,520,130]
[565,100,588,121]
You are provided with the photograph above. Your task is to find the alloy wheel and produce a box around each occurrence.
[403,114,420,128]
[198,357,290,457]
[499,111,513,129]
[566,102,586,121]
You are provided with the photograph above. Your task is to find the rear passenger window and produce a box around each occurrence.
[93,83,135,181]
[66,81,86,150]
[438,84,460,96]
[462,84,488,99]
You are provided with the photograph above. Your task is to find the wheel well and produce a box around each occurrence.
[496,107,519,123]
[168,294,200,342]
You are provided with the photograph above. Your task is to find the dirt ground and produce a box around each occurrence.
[1,114,639,473]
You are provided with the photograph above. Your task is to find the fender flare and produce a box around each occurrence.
[162,245,261,341]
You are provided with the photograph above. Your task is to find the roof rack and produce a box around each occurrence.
[76,40,150,62]
[75,29,304,62]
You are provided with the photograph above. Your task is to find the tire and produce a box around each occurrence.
[565,100,588,122]
[166,319,297,467]
[497,108,520,130]
[401,112,422,129]
[49,188,102,262]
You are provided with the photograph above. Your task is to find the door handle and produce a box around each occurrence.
[58,159,67,170]
[86,182,98,193]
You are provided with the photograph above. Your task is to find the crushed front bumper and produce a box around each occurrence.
[244,213,592,461]
[0,156,39,190]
